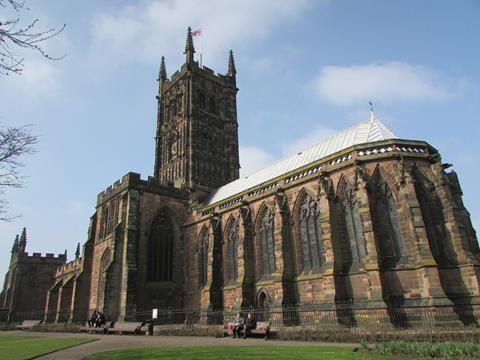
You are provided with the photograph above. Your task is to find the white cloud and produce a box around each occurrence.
[3,59,61,96]
[90,0,312,68]
[239,125,338,177]
[311,62,452,105]
[239,146,276,177]
[282,126,337,156]
[0,6,69,98]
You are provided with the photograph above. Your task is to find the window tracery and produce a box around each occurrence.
[227,218,239,283]
[338,182,367,265]
[259,207,275,276]
[372,176,405,265]
[148,209,174,281]
[298,194,324,272]
[199,228,209,287]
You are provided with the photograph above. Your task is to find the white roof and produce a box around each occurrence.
[206,117,396,206]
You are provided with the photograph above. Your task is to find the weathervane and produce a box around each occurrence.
[369,101,375,119]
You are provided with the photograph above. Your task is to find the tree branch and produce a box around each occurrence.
[0,0,66,75]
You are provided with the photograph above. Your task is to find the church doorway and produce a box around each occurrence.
[97,248,112,316]
[257,290,270,322]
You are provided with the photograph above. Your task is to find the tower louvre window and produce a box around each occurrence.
[177,96,183,113]
[198,92,206,109]
[209,97,217,114]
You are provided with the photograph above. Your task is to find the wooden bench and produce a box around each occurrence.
[79,322,113,334]
[16,320,41,330]
[223,321,272,340]
[107,322,144,335]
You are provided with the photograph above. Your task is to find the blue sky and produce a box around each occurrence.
[1,0,479,280]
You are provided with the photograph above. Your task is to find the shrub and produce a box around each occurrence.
[375,340,480,359]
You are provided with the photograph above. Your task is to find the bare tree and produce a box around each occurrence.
[0,125,37,220]
[0,1,62,219]
[0,0,65,75]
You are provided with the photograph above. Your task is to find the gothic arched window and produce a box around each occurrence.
[259,207,275,276]
[372,176,404,266]
[148,209,174,281]
[227,218,239,283]
[338,183,367,265]
[298,193,324,272]
[199,228,209,287]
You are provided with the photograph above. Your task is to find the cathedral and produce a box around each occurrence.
[2,28,480,328]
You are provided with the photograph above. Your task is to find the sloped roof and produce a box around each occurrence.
[206,116,396,206]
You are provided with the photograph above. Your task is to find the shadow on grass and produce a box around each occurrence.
[0,335,97,360]
[83,345,396,360]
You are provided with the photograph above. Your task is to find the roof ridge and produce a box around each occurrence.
[253,117,374,173]
[206,117,397,205]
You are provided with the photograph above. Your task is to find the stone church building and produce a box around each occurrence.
[2,28,480,326]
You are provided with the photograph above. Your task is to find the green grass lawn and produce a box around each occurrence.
[0,335,95,360]
[83,345,396,360]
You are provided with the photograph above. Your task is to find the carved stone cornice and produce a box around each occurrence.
[318,174,334,200]
[274,191,287,213]
[354,165,368,192]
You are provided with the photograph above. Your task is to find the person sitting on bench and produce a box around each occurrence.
[243,312,256,339]
[96,311,106,327]
[88,309,98,327]
[232,313,244,338]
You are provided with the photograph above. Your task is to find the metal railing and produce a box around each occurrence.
[138,300,480,331]
[8,300,480,332]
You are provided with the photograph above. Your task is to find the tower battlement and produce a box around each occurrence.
[97,172,142,203]
[22,252,66,261]
[55,257,82,277]
[96,172,187,206]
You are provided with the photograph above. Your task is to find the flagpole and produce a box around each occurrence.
[192,28,203,67]
[200,30,203,68]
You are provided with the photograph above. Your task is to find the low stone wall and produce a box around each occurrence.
[149,323,480,342]
[275,326,480,343]
[6,320,480,343]
[34,323,83,333]
[0,322,18,331]
[152,324,223,337]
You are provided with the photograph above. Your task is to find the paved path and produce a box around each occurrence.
[3,330,358,360]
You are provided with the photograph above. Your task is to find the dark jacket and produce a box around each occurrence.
[234,316,245,326]
[244,316,256,329]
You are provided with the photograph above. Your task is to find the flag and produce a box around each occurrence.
[192,29,202,37]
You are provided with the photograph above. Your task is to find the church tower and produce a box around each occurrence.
[154,27,240,194]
